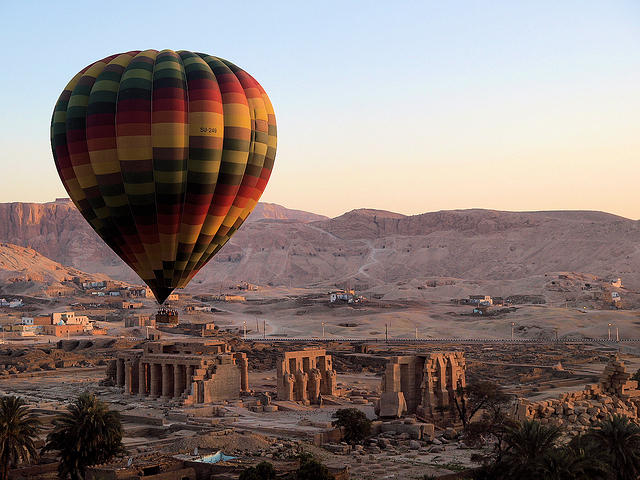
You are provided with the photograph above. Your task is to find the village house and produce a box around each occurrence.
[3,318,38,336]
[41,323,85,337]
[184,305,215,313]
[211,294,246,302]
[610,277,623,288]
[129,286,153,298]
[52,311,90,327]
[32,315,53,326]
[125,314,156,328]
[469,295,493,306]
[329,289,365,304]
[122,301,143,309]
[236,281,259,291]
[0,298,24,308]
[81,280,107,290]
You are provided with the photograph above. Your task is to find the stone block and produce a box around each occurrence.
[378,392,407,418]
[443,427,458,440]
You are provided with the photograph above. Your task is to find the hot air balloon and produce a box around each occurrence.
[51,50,276,303]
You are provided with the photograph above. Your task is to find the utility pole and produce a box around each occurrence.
[243,320,247,340]
[263,319,266,339]
[415,326,418,340]
[385,323,388,343]
[322,322,325,339]
[511,322,515,341]
[608,323,612,341]
[616,326,619,342]
[256,317,259,334]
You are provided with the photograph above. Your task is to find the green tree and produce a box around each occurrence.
[585,414,640,480]
[295,454,335,480]
[500,420,561,480]
[43,392,125,480]
[0,396,41,480]
[239,461,276,480]
[533,445,608,480]
[559,435,609,480]
[473,424,610,480]
[453,381,512,431]
[332,408,371,445]
[464,396,517,455]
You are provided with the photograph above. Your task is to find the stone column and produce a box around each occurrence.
[192,381,200,404]
[308,368,321,403]
[116,358,124,387]
[124,362,132,395]
[174,364,185,398]
[131,359,140,394]
[282,373,294,401]
[138,362,147,396]
[434,358,448,408]
[197,381,204,403]
[323,369,337,396]
[107,359,117,383]
[161,363,173,398]
[295,369,308,403]
[235,354,249,392]
[185,365,194,395]
[150,363,161,397]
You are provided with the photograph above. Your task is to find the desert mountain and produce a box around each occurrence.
[0,201,638,297]
[248,202,327,223]
[0,243,108,296]
[0,199,326,282]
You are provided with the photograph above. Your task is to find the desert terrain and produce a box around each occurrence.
[0,200,638,342]
[1,200,639,479]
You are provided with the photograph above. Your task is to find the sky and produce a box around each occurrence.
[0,1,638,219]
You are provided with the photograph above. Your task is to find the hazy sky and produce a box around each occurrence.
[0,1,638,219]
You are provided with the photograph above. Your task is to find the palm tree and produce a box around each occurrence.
[43,392,125,480]
[500,420,561,479]
[534,444,608,480]
[504,420,561,464]
[0,396,41,480]
[585,414,640,480]
[474,421,614,480]
[562,434,610,480]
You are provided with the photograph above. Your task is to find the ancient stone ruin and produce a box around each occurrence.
[276,348,338,404]
[376,352,466,422]
[106,340,248,404]
[515,355,640,435]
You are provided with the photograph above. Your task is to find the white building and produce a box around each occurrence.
[0,298,24,308]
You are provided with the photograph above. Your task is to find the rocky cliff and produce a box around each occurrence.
[0,201,638,294]
[0,243,108,296]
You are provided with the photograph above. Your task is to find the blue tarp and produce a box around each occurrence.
[196,451,236,464]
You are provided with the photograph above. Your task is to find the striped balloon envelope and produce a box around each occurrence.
[51,50,277,303]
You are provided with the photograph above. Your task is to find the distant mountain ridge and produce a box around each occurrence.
[248,202,327,223]
[0,243,107,296]
[0,201,638,292]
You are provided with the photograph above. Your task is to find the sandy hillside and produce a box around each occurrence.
[0,243,108,296]
[0,201,638,297]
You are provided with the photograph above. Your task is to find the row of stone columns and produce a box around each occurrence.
[115,358,196,399]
